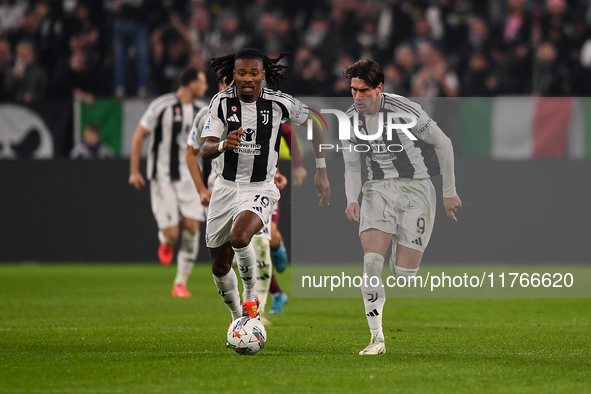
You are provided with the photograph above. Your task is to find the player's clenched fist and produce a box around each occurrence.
[223,127,245,150]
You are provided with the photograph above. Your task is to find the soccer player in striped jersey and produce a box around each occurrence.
[186,77,283,326]
[129,66,208,298]
[341,59,462,355]
[199,48,330,325]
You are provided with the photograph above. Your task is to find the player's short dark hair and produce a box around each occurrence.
[342,59,384,89]
[179,66,201,87]
[209,48,289,89]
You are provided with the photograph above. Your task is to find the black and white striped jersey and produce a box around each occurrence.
[344,92,440,181]
[201,86,308,184]
[140,93,206,181]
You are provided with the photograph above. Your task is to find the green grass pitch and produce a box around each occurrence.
[1,263,590,394]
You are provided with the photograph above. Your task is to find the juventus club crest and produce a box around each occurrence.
[260,109,270,125]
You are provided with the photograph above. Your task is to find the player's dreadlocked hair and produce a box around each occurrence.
[342,59,384,89]
[209,48,289,89]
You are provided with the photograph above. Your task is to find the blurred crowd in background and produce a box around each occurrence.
[2,0,591,105]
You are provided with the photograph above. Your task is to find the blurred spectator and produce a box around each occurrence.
[303,11,341,70]
[291,45,328,96]
[437,0,474,54]
[70,123,114,159]
[112,0,152,98]
[50,49,99,104]
[407,16,441,52]
[456,17,491,73]
[186,2,210,53]
[65,2,101,66]
[575,37,591,95]
[34,0,66,75]
[382,64,405,95]
[3,40,47,103]
[331,53,355,96]
[207,12,249,59]
[357,19,379,60]
[0,0,26,39]
[505,43,533,94]
[461,52,499,96]
[0,37,10,100]
[500,0,532,47]
[540,0,576,64]
[151,14,192,96]
[532,41,571,95]
[411,41,459,97]
[393,43,417,97]
[375,0,418,56]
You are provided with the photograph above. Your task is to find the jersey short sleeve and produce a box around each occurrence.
[187,106,209,150]
[139,101,159,132]
[201,93,226,139]
[288,96,309,126]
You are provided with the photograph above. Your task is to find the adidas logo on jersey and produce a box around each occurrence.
[412,238,423,246]
[227,114,239,123]
[252,206,262,213]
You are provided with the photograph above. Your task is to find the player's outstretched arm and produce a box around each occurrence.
[201,128,245,160]
[129,125,149,190]
[185,145,212,206]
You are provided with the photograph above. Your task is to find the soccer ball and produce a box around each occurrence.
[227,316,267,355]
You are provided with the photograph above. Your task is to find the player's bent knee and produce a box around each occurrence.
[211,259,232,276]
[229,228,253,249]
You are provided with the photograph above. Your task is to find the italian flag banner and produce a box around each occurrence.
[456,97,591,159]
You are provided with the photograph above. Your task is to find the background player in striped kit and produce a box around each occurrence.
[199,48,330,327]
[129,66,208,298]
[341,59,462,355]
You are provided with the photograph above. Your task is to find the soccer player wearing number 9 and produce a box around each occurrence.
[341,59,462,355]
[199,49,330,330]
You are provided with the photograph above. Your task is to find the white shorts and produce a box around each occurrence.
[150,178,205,229]
[359,178,436,253]
[205,178,280,248]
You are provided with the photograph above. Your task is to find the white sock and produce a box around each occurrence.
[362,252,385,340]
[158,230,175,244]
[213,269,241,321]
[233,243,258,302]
[394,265,419,286]
[174,230,199,286]
[253,237,272,312]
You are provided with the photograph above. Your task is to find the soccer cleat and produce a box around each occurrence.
[171,284,191,298]
[158,243,174,265]
[268,293,288,314]
[359,335,386,355]
[271,241,288,273]
[242,297,260,319]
